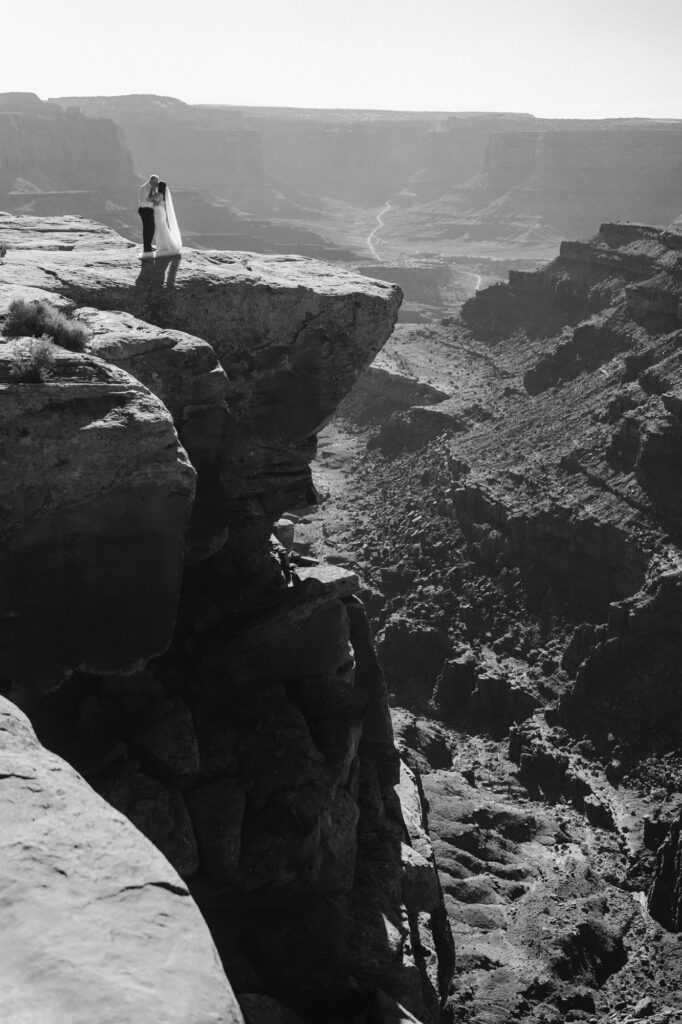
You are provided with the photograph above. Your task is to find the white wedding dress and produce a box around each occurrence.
[153,188,182,256]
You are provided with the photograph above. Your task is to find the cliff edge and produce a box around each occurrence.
[0,214,454,1023]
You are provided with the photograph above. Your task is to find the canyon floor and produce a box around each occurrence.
[294,288,682,1023]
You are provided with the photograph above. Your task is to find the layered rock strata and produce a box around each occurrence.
[0,214,453,1023]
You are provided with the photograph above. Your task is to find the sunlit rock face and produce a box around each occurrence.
[0,695,244,1024]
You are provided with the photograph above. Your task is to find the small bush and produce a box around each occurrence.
[9,337,56,383]
[2,298,90,352]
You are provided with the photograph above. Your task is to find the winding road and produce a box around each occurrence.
[366,201,392,260]
[365,200,484,303]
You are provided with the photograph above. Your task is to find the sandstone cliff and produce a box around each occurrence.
[0,214,454,1023]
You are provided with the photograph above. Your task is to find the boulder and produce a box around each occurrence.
[0,343,195,688]
[0,695,242,1024]
[378,615,450,709]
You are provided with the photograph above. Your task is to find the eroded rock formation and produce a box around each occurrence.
[0,695,242,1024]
[0,213,454,1023]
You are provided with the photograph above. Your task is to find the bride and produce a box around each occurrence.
[153,181,182,256]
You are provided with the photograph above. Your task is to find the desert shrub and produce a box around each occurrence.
[2,297,90,352]
[9,337,56,383]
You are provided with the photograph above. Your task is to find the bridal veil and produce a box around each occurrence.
[164,187,182,252]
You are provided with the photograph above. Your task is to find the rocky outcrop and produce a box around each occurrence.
[0,695,242,1024]
[0,340,195,688]
[560,562,682,748]
[75,307,230,559]
[1,219,401,581]
[337,363,449,428]
[0,214,454,1022]
[648,807,682,931]
[451,225,682,750]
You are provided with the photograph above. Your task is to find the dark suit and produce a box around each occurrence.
[138,183,156,252]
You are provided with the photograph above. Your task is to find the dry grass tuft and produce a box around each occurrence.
[2,298,90,352]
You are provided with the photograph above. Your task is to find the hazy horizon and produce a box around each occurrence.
[21,92,682,123]
[5,0,682,120]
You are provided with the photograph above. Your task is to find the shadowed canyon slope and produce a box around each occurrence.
[292,219,682,1022]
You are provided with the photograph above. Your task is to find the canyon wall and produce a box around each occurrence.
[245,109,437,204]
[457,224,682,940]
[414,112,537,199]
[484,127,682,232]
[52,96,442,208]
[0,213,453,1024]
[312,217,682,1020]
[0,93,136,195]
[54,95,270,212]
[9,92,682,262]
[385,121,682,251]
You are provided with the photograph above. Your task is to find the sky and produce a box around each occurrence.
[4,0,682,118]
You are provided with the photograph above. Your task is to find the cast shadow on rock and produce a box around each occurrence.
[135,253,182,293]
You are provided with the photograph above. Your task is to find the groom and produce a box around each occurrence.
[138,174,159,258]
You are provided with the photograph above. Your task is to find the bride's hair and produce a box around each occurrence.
[157,180,167,197]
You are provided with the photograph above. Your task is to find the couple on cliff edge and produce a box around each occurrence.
[138,174,182,259]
